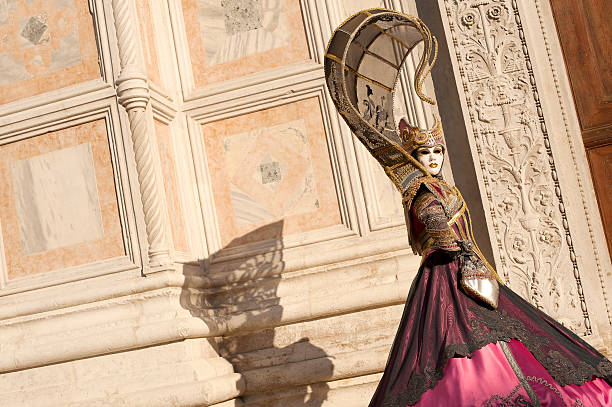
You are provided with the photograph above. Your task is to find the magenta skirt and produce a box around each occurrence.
[370,251,612,406]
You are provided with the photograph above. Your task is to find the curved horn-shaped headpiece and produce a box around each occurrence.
[324,8,441,201]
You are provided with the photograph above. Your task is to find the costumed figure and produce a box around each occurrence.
[324,8,612,406]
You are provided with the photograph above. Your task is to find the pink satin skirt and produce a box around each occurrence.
[416,339,612,406]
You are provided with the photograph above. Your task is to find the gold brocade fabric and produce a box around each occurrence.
[407,178,502,308]
[412,192,460,255]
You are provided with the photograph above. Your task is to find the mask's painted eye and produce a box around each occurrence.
[417,149,430,155]
[433,147,442,154]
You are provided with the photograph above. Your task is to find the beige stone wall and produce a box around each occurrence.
[0,0,609,406]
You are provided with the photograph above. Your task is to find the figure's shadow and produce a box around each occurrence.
[181,220,333,406]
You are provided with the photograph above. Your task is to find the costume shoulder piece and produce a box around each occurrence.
[420,178,463,217]
[410,177,502,308]
[324,8,440,198]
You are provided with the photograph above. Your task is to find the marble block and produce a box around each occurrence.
[202,98,340,247]
[182,0,308,87]
[10,143,104,255]
[224,119,319,228]
[197,0,289,67]
[0,0,99,103]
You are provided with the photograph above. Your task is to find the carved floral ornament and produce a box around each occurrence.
[445,0,587,333]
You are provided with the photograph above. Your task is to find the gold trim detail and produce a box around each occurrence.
[353,41,401,69]
[448,204,466,226]
[371,22,413,51]
[325,7,438,104]
[499,341,541,407]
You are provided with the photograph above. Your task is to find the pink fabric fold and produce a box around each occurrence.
[508,339,612,406]
[414,340,612,406]
[368,251,612,406]
[415,342,531,406]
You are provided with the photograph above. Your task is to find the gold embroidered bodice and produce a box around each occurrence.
[409,178,463,256]
[404,177,502,308]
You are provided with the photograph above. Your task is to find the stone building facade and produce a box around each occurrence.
[0,0,609,405]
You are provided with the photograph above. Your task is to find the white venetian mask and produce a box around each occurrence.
[414,146,444,176]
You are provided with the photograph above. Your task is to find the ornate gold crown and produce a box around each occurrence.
[399,118,445,154]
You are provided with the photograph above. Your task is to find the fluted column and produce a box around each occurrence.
[112,0,171,268]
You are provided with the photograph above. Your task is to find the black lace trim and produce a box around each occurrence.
[468,306,612,386]
[382,362,444,407]
[482,383,535,407]
[382,306,612,406]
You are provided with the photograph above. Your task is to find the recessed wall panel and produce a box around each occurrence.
[0,119,124,279]
[0,0,100,104]
[181,0,309,88]
[202,98,341,248]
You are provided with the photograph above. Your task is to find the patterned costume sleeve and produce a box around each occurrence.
[413,192,460,254]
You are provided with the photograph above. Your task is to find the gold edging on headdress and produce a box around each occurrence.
[324,8,441,196]
[400,118,446,155]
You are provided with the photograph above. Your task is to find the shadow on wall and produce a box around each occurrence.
[181,220,334,406]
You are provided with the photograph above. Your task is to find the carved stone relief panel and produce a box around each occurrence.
[442,0,589,334]
[0,0,100,104]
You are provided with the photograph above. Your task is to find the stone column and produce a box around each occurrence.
[112,0,171,268]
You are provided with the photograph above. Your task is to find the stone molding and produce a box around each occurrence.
[0,239,418,372]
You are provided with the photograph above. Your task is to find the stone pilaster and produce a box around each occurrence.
[112,0,171,268]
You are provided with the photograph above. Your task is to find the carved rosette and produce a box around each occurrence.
[443,0,589,334]
[112,0,171,268]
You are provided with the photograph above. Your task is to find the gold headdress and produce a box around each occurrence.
[399,118,445,154]
[324,8,440,204]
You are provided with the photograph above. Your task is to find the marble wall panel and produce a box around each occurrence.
[181,0,309,88]
[0,119,124,279]
[11,143,104,255]
[202,98,341,248]
[154,119,189,253]
[359,141,403,226]
[0,0,100,104]
[135,0,161,88]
